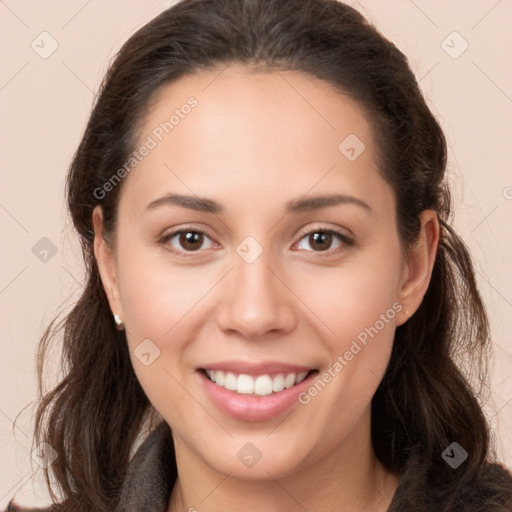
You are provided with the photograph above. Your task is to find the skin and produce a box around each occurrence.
[93,63,439,512]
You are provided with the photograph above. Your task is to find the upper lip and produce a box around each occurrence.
[199,360,316,377]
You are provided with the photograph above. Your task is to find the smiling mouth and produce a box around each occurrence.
[199,368,319,397]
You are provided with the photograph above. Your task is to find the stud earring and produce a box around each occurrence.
[113,313,125,331]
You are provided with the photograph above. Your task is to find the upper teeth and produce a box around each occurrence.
[205,370,309,396]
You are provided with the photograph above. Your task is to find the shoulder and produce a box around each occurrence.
[455,460,512,511]
[4,423,175,512]
[389,446,512,512]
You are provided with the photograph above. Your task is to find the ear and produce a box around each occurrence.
[396,209,440,326]
[92,205,123,319]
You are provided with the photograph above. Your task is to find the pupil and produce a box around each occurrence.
[181,231,202,250]
[311,232,331,251]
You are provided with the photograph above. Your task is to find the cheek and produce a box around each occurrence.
[298,242,403,406]
[114,242,222,415]
[303,243,403,344]
[116,242,207,339]
[115,248,203,423]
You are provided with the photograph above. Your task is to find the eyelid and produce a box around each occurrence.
[294,223,353,244]
[159,223,355,257]
[292,223,355,255]
[159,226,214,257]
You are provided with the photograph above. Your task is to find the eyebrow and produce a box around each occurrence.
[144,193,372,214]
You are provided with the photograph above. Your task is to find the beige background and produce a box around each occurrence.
[1,0,511,507]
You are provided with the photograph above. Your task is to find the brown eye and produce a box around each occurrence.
[161,228,215,255]
[307,231,333,251]
[178,231,205,251]
[295,228,353,254]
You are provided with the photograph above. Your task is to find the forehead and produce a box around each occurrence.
[142,63,374,153]
[118,64,391,218]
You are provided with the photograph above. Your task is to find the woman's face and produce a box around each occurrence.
[94,64,432,480]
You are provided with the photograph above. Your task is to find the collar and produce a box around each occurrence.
[7,423,512,511]
[116,423,512,512]
[116,422,177,512]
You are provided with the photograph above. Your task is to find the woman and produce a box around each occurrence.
[6,0,512,510]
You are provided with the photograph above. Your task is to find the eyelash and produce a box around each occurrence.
[159,225,355,258]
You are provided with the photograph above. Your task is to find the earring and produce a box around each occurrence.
[113,313,125,331]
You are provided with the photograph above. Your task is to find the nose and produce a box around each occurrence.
[216,244,297,339]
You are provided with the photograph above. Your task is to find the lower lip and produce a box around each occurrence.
[197,370,318,422]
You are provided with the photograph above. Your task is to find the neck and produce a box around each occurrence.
[168,410,399,512]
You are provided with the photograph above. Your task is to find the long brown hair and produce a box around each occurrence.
[11,0,506,509]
